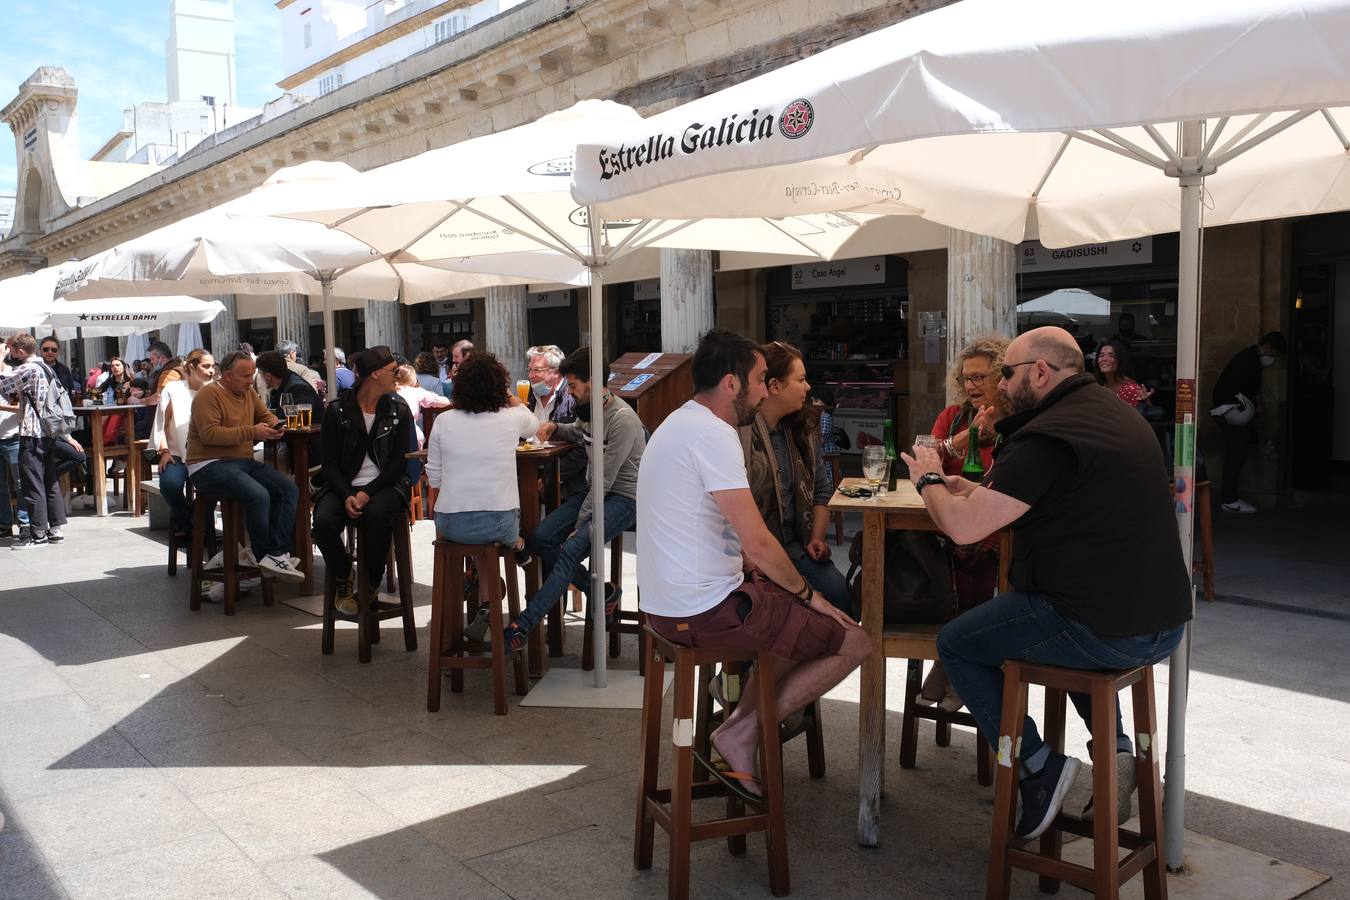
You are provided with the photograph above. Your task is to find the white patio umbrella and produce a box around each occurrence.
[55,162,541,399]
[175,322,203,358]
[122,332,148,364]
[46,297,225,340]
[260,100,932,689]
[574,0,1350,861]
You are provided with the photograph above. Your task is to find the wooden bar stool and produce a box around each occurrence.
[581,532,648,674]
[187,491,274,616]
[635,627,790,900]
[322,511,417,663]
[427,540,528,716]
[166,477,201,576]
[694,663,827,779]
[824,451,844,544]
[892,625,994,786]
[986,661,1166,900]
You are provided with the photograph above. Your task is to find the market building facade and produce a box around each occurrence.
[1,0,1343,506]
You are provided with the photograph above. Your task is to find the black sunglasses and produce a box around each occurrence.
[1000,359,1060,379]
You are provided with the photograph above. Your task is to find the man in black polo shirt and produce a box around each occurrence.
[901,326,1190,841]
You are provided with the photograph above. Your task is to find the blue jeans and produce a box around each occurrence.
[0,437,29,528]
[790,547,854,616]
[517,492,637,634]
[434,509,520,546]
[190,458,298,559]
[159,456,192,532]
[937,591,1184,764]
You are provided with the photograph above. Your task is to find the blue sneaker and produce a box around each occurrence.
[1016,752,1081,840]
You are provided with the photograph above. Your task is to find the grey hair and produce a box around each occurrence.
[333,347,345,363]
[525,344,564,370]
[274,340,299,356]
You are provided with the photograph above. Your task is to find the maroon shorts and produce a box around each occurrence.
[646,574,846,663]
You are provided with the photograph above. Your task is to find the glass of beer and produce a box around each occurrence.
[284,405,298,429]
[861,445,889,501]
[300,406,311,427]
[516,380,531,404]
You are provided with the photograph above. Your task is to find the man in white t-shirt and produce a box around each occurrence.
[638,329,867,797]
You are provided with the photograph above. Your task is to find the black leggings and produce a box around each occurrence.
[311,488,404,590]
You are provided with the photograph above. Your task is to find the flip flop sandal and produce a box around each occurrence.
[692,749,764,807]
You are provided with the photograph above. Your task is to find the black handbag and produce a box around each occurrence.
[845,530,959,624]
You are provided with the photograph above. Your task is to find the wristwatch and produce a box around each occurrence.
[915,472,946,495]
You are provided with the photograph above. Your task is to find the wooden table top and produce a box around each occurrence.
[406,440,573,462]
[827,477,926,513]
[74,404,143,413]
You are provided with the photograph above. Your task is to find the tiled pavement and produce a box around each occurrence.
[1,506,1347,899]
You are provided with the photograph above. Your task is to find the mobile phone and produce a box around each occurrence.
[839,484,872,499]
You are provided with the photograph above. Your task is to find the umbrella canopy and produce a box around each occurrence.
[55,162,538,397]
[175,322,204,358]
[574,0,1350,249]
[1019,288,1111,318]
[573,0,1350,861]
[123,332,149,364]
[47,297,226,340]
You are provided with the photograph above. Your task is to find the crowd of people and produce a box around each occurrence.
[0,319,1223,845]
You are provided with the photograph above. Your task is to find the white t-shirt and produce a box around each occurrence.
[636,400,749,618]
[425,405,539,514]
[351,412,381,487]
[152,380,198,459]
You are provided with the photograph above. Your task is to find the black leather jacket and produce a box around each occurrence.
[315,392,416,503]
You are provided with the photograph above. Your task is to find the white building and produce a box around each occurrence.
[278,0,526,98]
[0,193,14,236]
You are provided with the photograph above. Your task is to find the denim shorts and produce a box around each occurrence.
[434,509,520,545]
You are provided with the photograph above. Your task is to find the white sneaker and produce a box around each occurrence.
[203,550,224,571]
[258,554,304,583]
[1221,499,1257,513]
[239,546,258,568]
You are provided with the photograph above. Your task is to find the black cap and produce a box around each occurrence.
[353,345,395,380]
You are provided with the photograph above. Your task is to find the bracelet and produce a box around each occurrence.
[941,437,956,458]
[795,580,813,605]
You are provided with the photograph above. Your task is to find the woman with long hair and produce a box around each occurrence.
[152,349,216,539]
[739,340,852,614]
[1094,338,1153,407]
[97,357,135,449]
[920,334,1012,710]
[393,364,450,447]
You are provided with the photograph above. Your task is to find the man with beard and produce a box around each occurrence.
[902,326,1191,841]
[486,347,645,651]
[637,329,868,799]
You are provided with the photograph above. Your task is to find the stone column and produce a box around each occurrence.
[660,248,715,353]
[276,293,309,359]
[364,299,403,353]
[484,285,529,384]
[210,294,239,359]
[946,229,1017,361]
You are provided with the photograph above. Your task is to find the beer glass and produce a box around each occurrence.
[516,380,531,404]
[861,445,889,501]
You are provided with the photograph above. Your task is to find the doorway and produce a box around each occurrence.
[1289,264,1346,492]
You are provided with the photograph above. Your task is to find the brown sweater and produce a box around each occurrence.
[186,381,276,464]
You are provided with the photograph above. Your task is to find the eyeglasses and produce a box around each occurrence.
[526,365,552,375]
[41,346,59,353]
[1000,360,1061,379]
[961,372,991,385]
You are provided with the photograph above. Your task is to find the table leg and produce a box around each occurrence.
[292,436,314,594]
[123,415,138,513]
[90,412,108,518]
[857,509,886,847]
[517,456,548,677]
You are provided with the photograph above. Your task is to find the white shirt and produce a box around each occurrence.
[637,400,749,618]
[395,384,446,446]
[351,412,381,487]
[0,365,18,440]
[426,405,538,514]
[152,380,198,459]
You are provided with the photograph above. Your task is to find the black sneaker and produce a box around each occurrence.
[0,525,12,538]
[11,532,49,550]
[1015,752,1081,840]
[46,527,64,544]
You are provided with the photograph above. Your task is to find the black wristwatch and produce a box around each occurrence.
[915,472,946,495]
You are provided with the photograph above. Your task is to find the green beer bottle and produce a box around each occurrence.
[882,418,898,491]
[962,421,985,482]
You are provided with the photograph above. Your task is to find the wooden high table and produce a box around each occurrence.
[408,440,573,677]
[828,476,1010,848]
[73,404,142,517]
[265,424,322,594]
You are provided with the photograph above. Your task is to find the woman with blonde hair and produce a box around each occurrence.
[393,364,450,447]
[920,333,1010,710]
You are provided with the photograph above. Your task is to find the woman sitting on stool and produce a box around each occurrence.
[312,346,416,616]
[425,351,535,561]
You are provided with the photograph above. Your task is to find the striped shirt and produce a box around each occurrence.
[0,360,51,439]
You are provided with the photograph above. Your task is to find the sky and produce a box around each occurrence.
[0,0,283,195]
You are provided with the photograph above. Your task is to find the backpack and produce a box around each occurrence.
[844,529,959,625]
[33,360,78,439]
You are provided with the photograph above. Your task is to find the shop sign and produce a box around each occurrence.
[633,278,660,301]
[429,300,472,316]
[1017,237,1152,273]
[791,256,885,290]
[527,290,572,309]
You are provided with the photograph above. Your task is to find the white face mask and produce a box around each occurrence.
[1259,354,1275,367]
[531,380,552,398]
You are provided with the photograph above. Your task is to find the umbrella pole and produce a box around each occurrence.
[587,237,608,690]
[321,277,338,402]
[1164,120,1204,871]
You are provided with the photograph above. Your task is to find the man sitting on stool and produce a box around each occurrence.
[639,328,868,798]
[312,347,416,615]
[901,326,1191,841]
[187,351,303,583]
[487,348,645,652]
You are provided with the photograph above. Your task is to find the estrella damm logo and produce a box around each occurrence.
[779,99,814,140]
